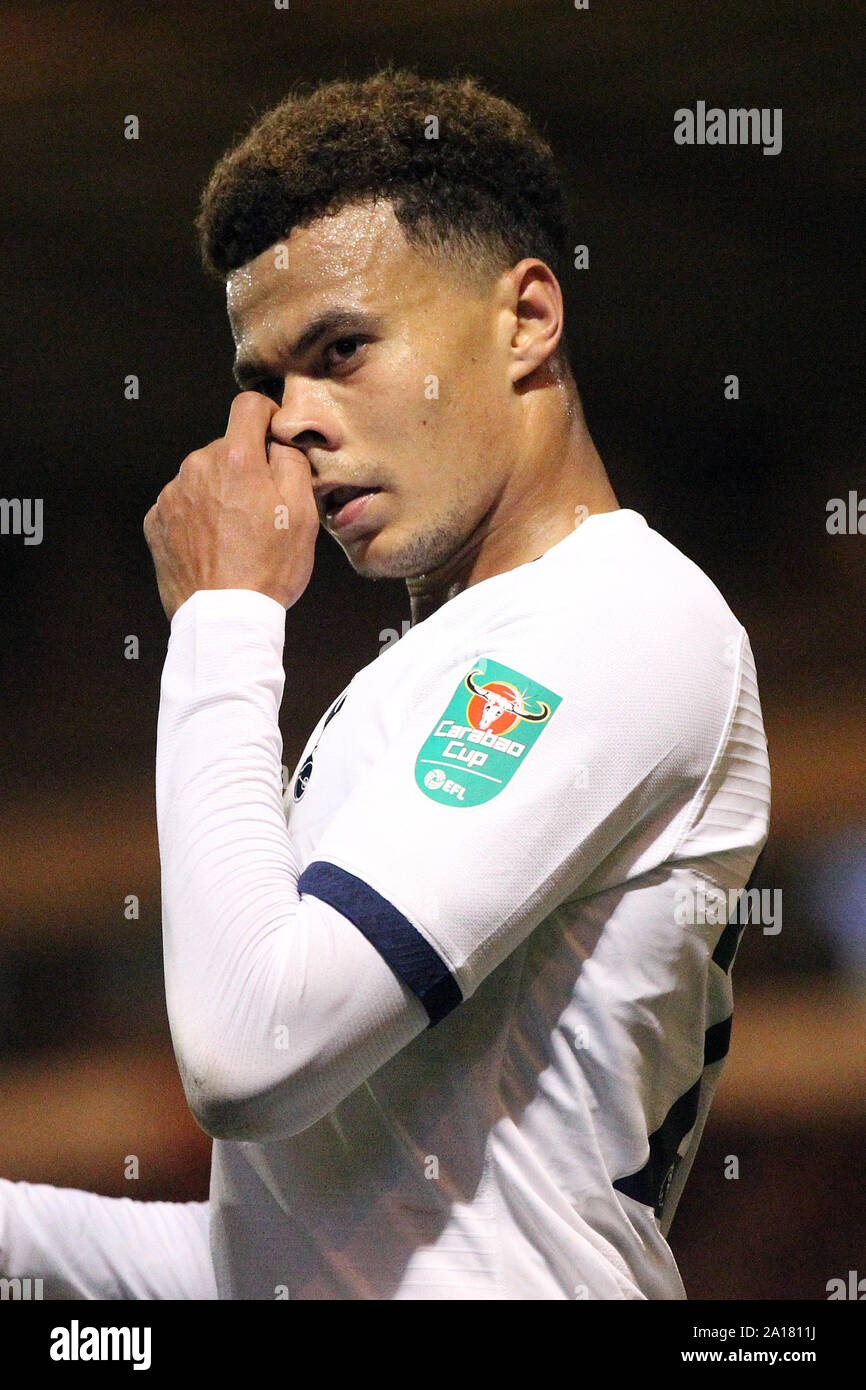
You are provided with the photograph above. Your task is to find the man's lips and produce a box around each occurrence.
[322,486,382,530]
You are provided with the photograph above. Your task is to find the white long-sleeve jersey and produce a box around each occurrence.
[0,1181,216,1299]
[0,509,770,1299]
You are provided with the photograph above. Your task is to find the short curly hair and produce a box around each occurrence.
[195,67,570,298]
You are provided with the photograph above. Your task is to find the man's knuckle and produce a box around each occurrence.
[181,449,208,474]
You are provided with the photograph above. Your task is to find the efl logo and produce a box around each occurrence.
[415,658,561,807]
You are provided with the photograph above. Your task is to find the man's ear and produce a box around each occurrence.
[504,259,565,385]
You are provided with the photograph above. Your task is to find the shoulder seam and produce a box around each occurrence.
[668,626,748,859]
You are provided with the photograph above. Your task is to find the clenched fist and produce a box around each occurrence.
[143,392,319,621]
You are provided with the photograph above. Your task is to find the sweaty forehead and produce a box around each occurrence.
[226,200,418,338]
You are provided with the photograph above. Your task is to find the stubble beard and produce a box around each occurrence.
[341,496,476,582]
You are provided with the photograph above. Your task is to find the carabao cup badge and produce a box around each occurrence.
[415,658,562,807]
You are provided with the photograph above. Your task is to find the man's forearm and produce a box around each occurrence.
[0,1179,216,1300]
[154,588,425,1142]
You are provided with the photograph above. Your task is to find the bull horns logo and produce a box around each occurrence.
[463,669,551,729]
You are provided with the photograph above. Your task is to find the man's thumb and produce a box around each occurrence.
[268,441,317,516]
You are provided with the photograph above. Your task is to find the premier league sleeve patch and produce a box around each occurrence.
[415,658,562,807]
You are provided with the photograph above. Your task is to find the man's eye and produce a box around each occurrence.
[325,335,365,368]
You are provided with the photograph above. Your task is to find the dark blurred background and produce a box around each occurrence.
[0,0,863,1300]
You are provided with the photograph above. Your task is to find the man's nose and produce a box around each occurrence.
[269,394,331,460]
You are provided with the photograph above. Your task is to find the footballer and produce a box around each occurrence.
[0,69,770,1300]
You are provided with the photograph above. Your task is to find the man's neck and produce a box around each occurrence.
[406,417,619,626]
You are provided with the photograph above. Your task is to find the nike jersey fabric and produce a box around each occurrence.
[155,509,771,1299]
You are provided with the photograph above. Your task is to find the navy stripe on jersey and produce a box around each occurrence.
[704,1014,732,1066]
[612,1015,733,1216]
[297,860,462,1027]
[714,848,767,974]
[712,918,744,974]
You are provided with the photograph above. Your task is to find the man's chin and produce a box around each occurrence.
[336,528,428,582]
[341,540,413,581]
[334,509,469,582]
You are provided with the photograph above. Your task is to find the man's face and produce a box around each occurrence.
[227,200,520,579]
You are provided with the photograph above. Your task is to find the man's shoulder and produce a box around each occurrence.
[534,509,736,624]
[360,509,747,715]
[399,510,736,635]
[480,510,744,674]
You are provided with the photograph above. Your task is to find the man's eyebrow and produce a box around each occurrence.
[232,308,382,388]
